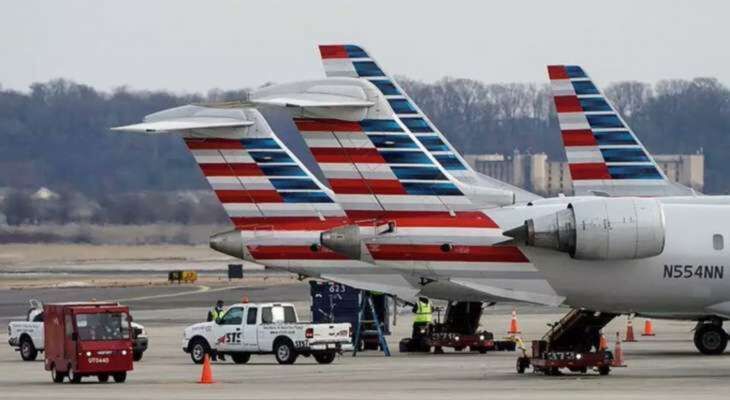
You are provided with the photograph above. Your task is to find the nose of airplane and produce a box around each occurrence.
[209,229,246,259]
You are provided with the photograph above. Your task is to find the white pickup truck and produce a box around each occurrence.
[182,302,351,365]
[7,300,149,361]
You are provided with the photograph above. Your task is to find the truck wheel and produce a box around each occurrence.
[51,367,66,383]
[189,338,210,364]
[68,368,82,384]
[274,339,298,365]
[231,353,251,364]
[20,337,38,361]
[313,352,336,364]
[113,372,127,383]
[98,374,109,383]
[694,324,728,355]
[133,351,143,362]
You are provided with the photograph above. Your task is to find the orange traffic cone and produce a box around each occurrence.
[611,332,626,367]
[641,319,656,336]
[624,316,637,342]
[198,354,216,384]
[599,332,609,351]
[508,307,521,335]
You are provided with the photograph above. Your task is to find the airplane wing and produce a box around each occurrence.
[449,279,565,307]
[548,65,697,197]
[320,274,420,302]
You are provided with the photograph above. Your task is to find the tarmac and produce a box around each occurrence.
[3,277,730,399]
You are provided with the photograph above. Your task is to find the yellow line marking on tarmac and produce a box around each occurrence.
[109,285,249,303]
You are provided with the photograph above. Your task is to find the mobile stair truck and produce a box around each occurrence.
[44,302,134,383]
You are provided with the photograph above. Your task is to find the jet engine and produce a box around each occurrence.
[504,198,665,260]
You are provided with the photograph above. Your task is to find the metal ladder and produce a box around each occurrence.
[352,291,391,357]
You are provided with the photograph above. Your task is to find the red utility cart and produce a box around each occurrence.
[44,302,134,383]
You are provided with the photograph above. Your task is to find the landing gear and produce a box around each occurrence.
[694,321,728,355]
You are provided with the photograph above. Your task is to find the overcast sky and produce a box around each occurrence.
[1,0,727,93]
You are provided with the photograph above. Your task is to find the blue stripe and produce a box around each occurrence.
[400,117,433,133]
[403,182,462,196]
[579,97,612,112]
[249,151,293,163]
[269,178,319,190]
[608,165,663,180]
[279,191,333,203]
[353,61,385,77]
[594,131,637,145]
[565,66,587,78]
[391,166,447,180]
[600,148,650,162]
[261,165,306,176]
[379,151,433,165]
[361,119,403,132]
[389,99,418,114]
[370,79,400,96]
[435,154,467,170]
[241,138,280,149]
[344,45,368,58]
[368,134,418,149]
[572,80,600,95]
[416,136,449,152]
[587,114,624,129]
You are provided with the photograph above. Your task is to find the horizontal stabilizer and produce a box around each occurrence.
[449,278,565,307]
[111,118,253,133]
[321,273,420,302]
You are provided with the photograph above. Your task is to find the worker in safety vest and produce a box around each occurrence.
[207,300,226,361]
[411,297,433,339]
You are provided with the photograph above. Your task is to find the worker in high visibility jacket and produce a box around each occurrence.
[207,300,226,361]
[411,297,433,340]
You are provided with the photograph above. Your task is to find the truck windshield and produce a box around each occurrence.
[75,313,130,341]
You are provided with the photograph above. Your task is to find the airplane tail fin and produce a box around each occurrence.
[112,105,347,230]
[318,45,539,204]
[547,65,695,197]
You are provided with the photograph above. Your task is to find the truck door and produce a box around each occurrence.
[242,307,258,351]
[64,313,76,370]
[214,307,244,352]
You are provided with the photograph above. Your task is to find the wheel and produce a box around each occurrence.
[598,365,610,376]
[399,338,413,353]
[19,337,38,361]
[231,353,251,364]
[51,367,66,383]
[113,372,127,383]
[98,374,109,383]
[68,368,82,384]
[133,351,143,362]
[274,339,298,365]
[189,338,210,364]
[313,352,336,364]
[694,324,728,355]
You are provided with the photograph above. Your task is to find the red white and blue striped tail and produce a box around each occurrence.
[114,105,348,231]
[548,65,695,197]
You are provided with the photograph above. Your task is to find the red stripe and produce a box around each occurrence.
[368,244,529,263]
[547,65,568,80]
[319,45,348,59]
[553,95,582,113]
[561,130,597,146]
[215,190,282,203]
[185,138,243,150]
[569,163,611,180]
[248,245,349,260]
[311,147,385,163]
[329,178,407,195]
[199,163,263,176]
[346,211,499,228]
[232,217,351,231]
[294,118,362,132]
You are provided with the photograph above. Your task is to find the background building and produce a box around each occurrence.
[464,151,704,196]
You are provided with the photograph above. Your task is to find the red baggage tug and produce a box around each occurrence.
[44,302,134,383]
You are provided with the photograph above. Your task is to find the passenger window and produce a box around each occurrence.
[219,307,243,325]
[247,308,258,325]
[713,234,724,250]
[283,306,297,323]
[261,307,273,324]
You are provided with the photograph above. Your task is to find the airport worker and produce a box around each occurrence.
[412,297,433,336]
[207,300,225,322]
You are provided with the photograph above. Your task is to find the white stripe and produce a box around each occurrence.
[322,59,358,78]
[220,149,255,164]
[335,132,373,148]
[566,147,604,163]
[223,203,262,218]
[551,79,575,96]
[206,176,244,191]
[557,112,590,130]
